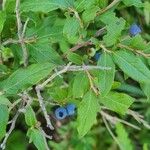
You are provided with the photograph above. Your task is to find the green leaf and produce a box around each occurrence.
[99,92,134,115]
[21,0,74,12]
[121,35,148,51]
[100,11,118,25]
[122,0,143,7]
[103,18,126,46]
[0,95,11,106]
[113,50,150,83]
[144,1,150,25]
[0,11,6,33]
[97,53,115,96]
[75,0,96,12]
[67,52,83,65]
[2,63,55,95]
[73,72,89,98]
[141,84,150,101]
[82,6,99,23]
[25,106,37,126]
[77,91,99,137]
[28,40,63,65]
[116,123,133,150]
[63,17,80,44]
[27,128,47,150]
[0,105,9,140]
[6,131,27,150]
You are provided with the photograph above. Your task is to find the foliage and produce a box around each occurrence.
[0,0,150,150]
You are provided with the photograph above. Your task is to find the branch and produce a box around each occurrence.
[96,0,121,16]
[102,115,121,148]
[118,44,150,58]
[35,86,54,130]
[0,100,25,150]
[85,69,99,95]
[101,110,141,130]
[15,0,28,67]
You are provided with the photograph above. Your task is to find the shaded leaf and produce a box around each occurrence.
[21,0,74,12]
[25,106,37,126]
[0,105,9,140]
[2,63,55,95]
[113,50,150,83]
[116,123,133,150]
[27,128,47,150]
[99,92,134,115]
[77,91,99,137]
[0,11,6,33]
[97,53,115,96]
[73,72,89,98]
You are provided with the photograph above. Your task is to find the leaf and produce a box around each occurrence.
[75,0,96,12]
[82,6,99,23]
[28,40,64,65]
[25,106,37,126]
[0,11,6,33]
[67,52,83,65]
[6,131,27,150]
[121,35,148,51]
[99,92,134,115]
[0,105,9,140]
[122,0,143,7]
[113,50,150,83]
[0,95,11,106]
[141,84,150,101]
[100,11,118,25]
[116,123,133,150]
[144,1,150,25]
[73,72,89,98]
[97,53,115,96]
[103,18,126,46]
[63,17,80,44]
[27,128,47,150]
[21,0,74,12]
[2,63,55,95]
[77,91,100,137]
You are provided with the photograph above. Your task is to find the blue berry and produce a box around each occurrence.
[66,104,76,116]
[55,107,67,120]
[129,24,141,36]
[94,52,101,61]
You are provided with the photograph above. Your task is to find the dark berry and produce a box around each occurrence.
[55,107,67,120]
[94,52,101,61]
[66,104,76,116]
[129,24,141,36]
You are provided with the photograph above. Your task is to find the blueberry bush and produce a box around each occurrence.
[0,0,150,150]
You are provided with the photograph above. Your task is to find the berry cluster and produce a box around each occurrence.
[55,104,76,120]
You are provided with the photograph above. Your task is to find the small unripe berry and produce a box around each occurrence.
[66,104,76,116]
[129,24,141,36]
[55,107,67,120]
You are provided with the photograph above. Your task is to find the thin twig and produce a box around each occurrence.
[101,111,141,130]
[35,63,72,130]
[39,63,72,89]
[85,69,99,95]
[59,65,111,71]
[97,0,121,16]
[0,101,25,150]
[102,115,121,148]
[16,0,28,67]
[22,18,30,38]
[35,86,54,130]
[118,44,150,58]
[70,41,92,52]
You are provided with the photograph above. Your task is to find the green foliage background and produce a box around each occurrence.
[0,0,150,150]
